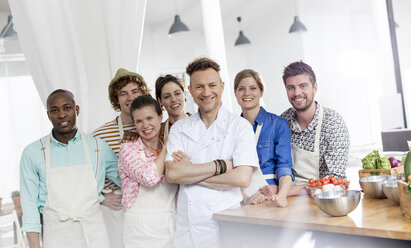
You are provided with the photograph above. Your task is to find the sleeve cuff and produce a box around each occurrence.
[21,223,42,234]
[276,167,295,181]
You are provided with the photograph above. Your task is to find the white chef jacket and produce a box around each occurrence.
[166,106,259,248]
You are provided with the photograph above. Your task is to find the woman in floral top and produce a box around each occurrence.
[118,94,177,248]
[155,75,190,144]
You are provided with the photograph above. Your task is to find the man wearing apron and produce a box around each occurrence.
[20,90,121,248]
[92,68,150,248]
[280,61,350,194]
[165,58,259,248]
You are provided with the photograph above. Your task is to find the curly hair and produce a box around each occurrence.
[234,69,265,92]
[109,76,150,111]
[155,74,184,101]
[282,61,316,86]
[186,57,220,76]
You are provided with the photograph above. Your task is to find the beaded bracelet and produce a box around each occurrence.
[213,160,219,176]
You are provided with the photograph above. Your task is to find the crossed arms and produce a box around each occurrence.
[165,151,253,190]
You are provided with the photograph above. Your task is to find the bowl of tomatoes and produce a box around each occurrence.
[306,176,350,197]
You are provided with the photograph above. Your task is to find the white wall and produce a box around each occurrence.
[394,0,411,128]
[139,0,399,150]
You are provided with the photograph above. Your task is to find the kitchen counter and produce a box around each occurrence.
[215,195,411,240]
[214,195,411,247]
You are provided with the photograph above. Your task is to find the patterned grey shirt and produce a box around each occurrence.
[281,102,350,178]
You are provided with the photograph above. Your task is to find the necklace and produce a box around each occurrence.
[142,140,162,156]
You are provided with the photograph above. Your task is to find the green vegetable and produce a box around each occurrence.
[361,150,396,170]
[380,157,391,169]
[362,150,380,169]
[401,155,406,164]
[405,152,411,183]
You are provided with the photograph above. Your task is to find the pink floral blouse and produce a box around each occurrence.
[118,138,162,208]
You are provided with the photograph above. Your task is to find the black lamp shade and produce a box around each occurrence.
[289,16,307,33]
[235,31,251,46]
[169,15,189,35]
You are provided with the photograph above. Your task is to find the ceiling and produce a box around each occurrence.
[0,0,283,32]
[145,0,282,32]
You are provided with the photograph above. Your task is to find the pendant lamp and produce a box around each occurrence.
[0,15,17,39]
[289,16,307,33]
[235,17,251,46]
[169,14,190,35]
[168,0,189,35]
[289,0,307,33]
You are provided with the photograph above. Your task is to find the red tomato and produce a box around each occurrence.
[323,179,330,185]
[328,176,335,181]
[321,177,327,183]
[316,182,323,187]
[337,178,343,184]
[309,178,315,184]
[408,175,411,182]
[332,179,338,185]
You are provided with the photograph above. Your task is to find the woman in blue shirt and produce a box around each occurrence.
[234,69,294,207]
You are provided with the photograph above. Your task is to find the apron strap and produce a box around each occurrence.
[80,133,92,166]
[94,138,100,178]
[117,115,124,139]
[39,138,46,164]
[313,106,324,153]
[255,124,262,144]
[164,119,170,140]
[45,135,51,169]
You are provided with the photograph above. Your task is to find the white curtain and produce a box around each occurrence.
[0,75,51,201]
[9,0,147,132]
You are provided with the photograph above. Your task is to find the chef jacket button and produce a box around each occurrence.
[259,145,261,148]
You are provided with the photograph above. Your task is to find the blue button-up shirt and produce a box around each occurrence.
[252,107,294,185]
[19,130,121,233]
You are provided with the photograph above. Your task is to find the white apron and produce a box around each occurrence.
[291,107,323,185]
[243,124,271,196]
[164,119,170,140]
[123,150,177,248]
[41,133,110,248]
[100,115,125,248]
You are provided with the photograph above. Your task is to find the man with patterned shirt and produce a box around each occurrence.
[280,61,350,193]
[92,68,150,248]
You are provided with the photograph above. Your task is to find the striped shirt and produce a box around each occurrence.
[92,117,137,191]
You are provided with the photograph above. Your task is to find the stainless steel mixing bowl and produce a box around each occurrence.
[359,175,387,198]
[314,190,361,217]
[382,180,400,204]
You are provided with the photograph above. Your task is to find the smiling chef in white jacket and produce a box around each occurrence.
[165,57,259,248]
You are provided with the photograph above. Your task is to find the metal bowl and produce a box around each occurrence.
[314,190,361,217]
[359,175,387,198]
[385,174,402,181]
[382,180,400,204]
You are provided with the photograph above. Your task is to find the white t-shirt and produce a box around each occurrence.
[166,106,259,248]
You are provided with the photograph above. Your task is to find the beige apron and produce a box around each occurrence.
[291,106,323,185]
[100,115,125,248]
[123,150,177,248]
[243,124,273,196]
[41,133,109,248]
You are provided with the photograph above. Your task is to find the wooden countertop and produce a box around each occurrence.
[214,195,411,241]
